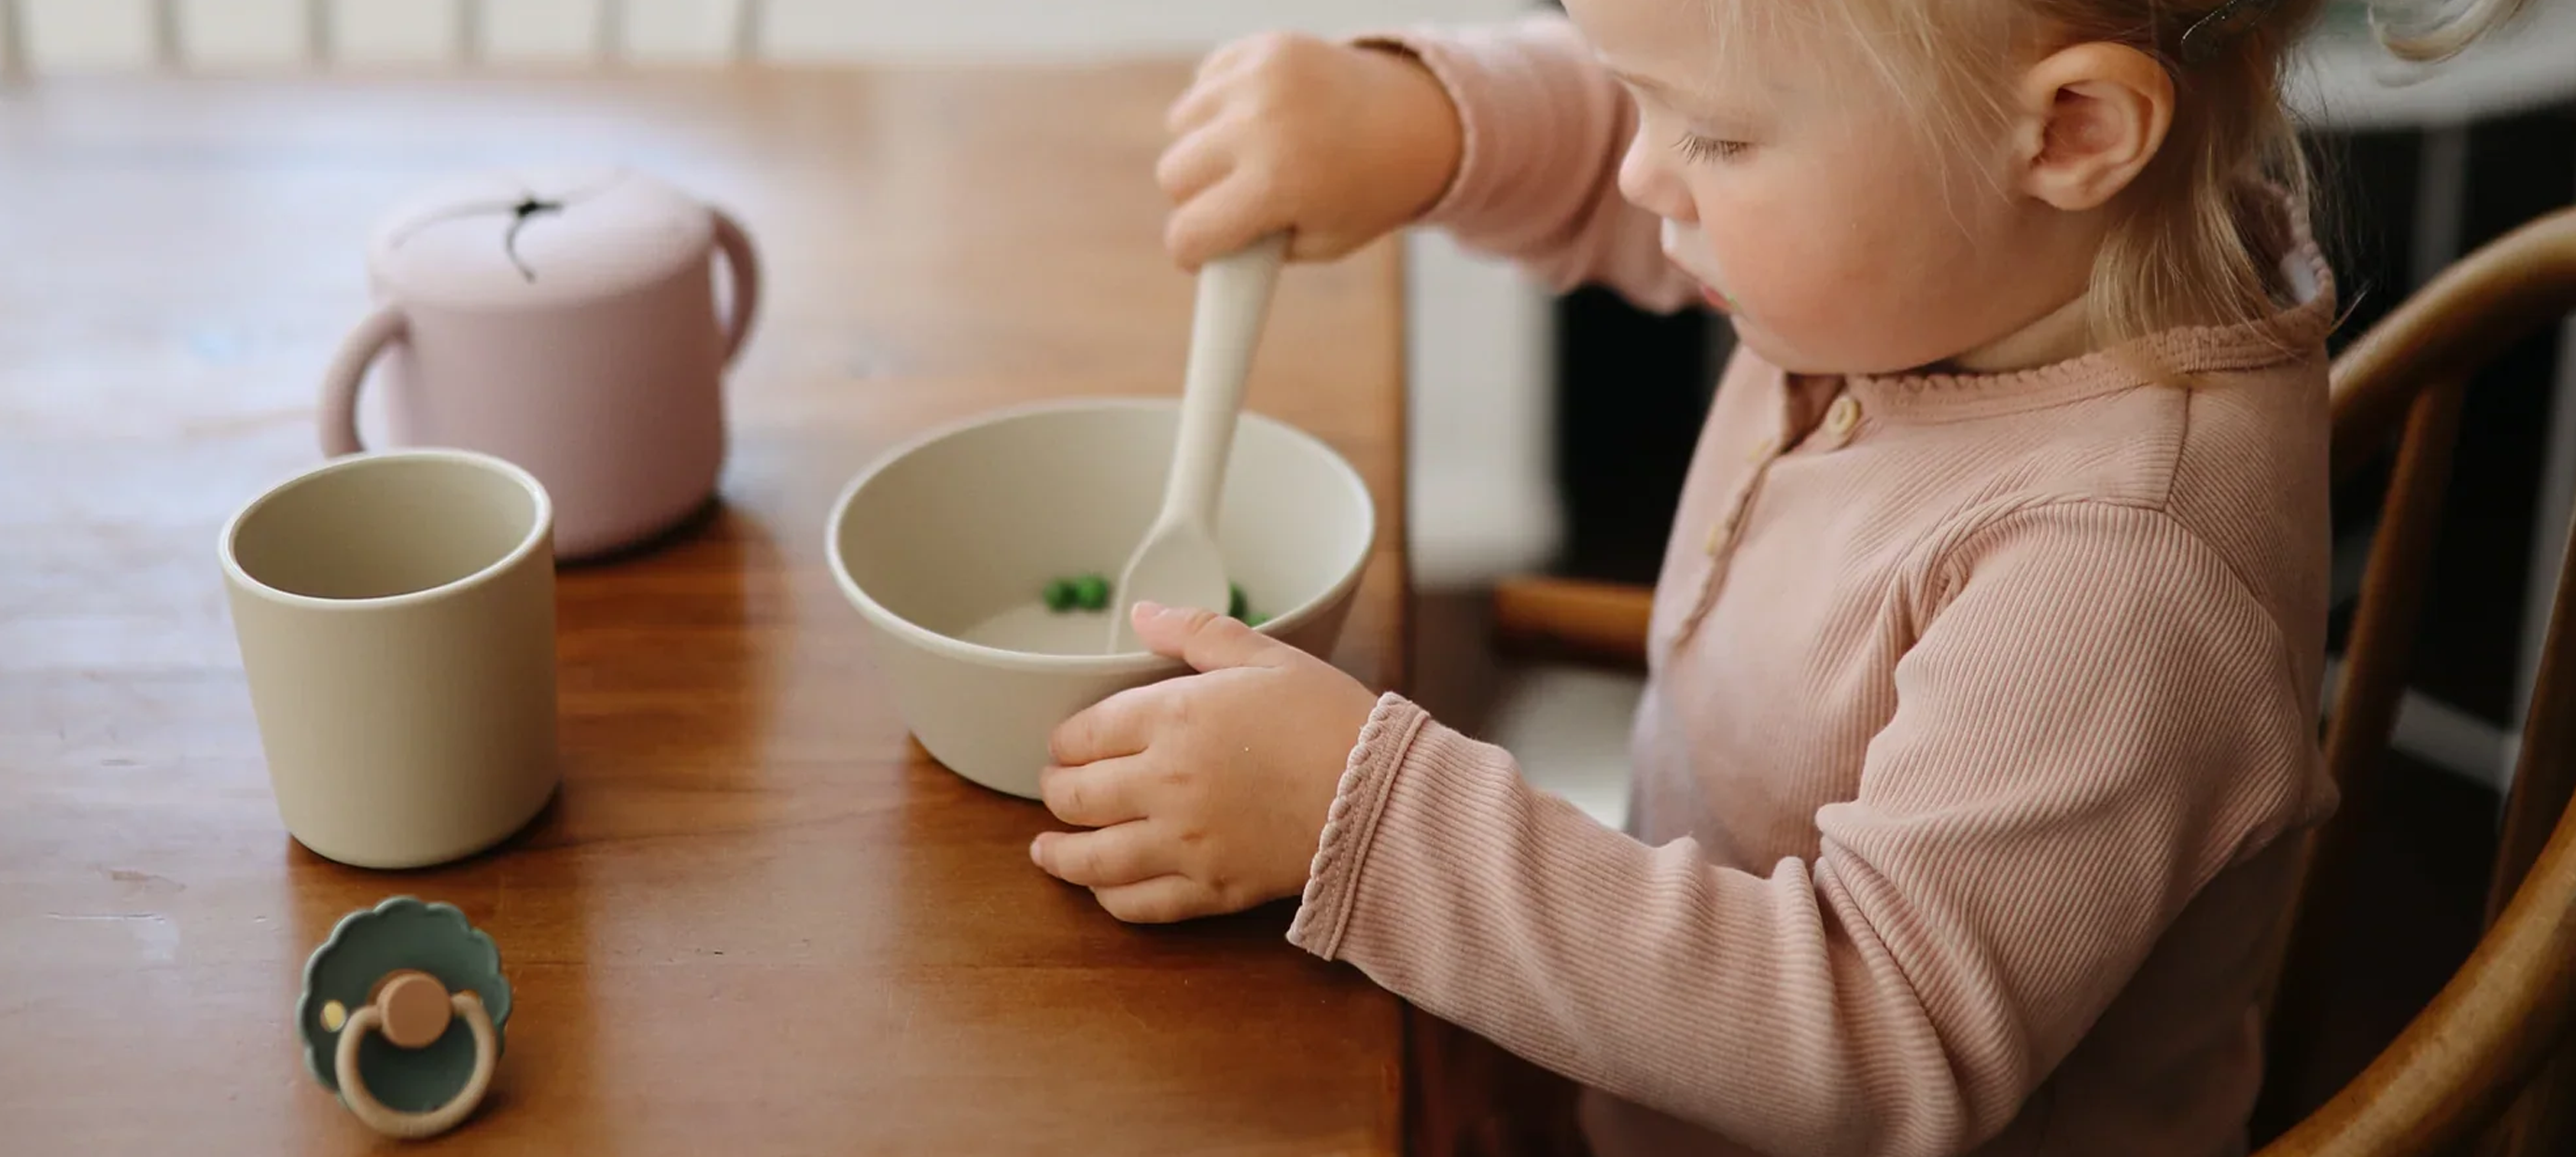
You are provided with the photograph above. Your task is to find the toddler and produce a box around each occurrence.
[1027,0,2528,1153]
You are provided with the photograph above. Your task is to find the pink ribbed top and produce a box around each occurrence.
[1287,17,2342,1157]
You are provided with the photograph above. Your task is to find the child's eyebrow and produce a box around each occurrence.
[1604,65,1685,100]
[1603,62,1783,111]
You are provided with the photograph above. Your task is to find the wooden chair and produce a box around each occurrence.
[1482,204,2576,1157]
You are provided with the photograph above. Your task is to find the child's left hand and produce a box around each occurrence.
[1030,601,1379,923]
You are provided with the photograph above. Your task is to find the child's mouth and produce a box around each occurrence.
[1660,217,1732,315]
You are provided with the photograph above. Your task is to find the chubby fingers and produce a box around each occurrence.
[1091,874,1231,925]
[1155,124,1236,209]
[1164,73,1231,136]
[1047,684,1159,767]
[1037,759,1154,829]
[1131,601,1288,672]
[1029,824,1180,889]
[1191,32,1266,86]
[1164,31,1268,133]
[1163,167,1289,272]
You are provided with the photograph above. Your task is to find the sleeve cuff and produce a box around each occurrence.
[1348,15,1589,232]
[1286,690,1431,960]
[1348,32,1479,227]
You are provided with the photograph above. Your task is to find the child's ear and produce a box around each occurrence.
[2012,43,2175,212]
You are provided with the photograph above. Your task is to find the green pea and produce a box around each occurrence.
[1042,577,1079,612]
[1228,582,1248,620]
[1071,573,1110,611]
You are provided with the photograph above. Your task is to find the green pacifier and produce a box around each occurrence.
[295,896,512,1139]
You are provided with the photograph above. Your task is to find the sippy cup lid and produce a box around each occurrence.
[366,164,717,311]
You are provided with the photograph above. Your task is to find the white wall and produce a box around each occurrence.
[7,0,1562,590]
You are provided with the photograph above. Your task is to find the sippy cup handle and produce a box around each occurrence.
[710,207,762,368]
[317,304,408,458]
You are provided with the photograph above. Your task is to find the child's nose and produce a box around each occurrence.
[1616,130,1693,223]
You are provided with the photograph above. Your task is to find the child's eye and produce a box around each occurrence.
[1672,133,1748,163]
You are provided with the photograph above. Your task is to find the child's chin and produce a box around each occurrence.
[1728,323,1800,369]
[1740,329,1941,378]
[1735,331,1868,378]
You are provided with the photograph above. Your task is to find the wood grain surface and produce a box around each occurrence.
[0,64,1409,1155]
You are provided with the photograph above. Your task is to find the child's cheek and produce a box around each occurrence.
[1668,216,1861,371]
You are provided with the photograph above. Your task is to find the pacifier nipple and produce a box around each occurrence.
[371,969,455,1049]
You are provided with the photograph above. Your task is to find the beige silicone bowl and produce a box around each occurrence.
[824,397,1377,799]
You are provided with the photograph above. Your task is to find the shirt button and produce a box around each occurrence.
[1822,395,1862,440]
[1745,435,1777,465]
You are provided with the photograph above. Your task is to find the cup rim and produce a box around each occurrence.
[822,396,1379,675]
[218,448,554,610]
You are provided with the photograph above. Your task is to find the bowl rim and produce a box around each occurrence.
[822,396,1379,674]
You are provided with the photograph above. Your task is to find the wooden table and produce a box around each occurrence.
[0,64,1411,1154]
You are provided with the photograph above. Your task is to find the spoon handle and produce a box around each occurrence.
[1161,232,1288,528]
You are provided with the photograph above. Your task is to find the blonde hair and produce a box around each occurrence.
[1725,0,2534,349]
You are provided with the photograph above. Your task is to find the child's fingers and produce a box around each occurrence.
[1192,34,1264,85]
[1163,77,1229,135]
[1283,228,1361,263]
[1029,823,1175,889]
[1131,601,1286,672]
[1089,874,1227,925]
[1154,127,1235,206]
[1046,686,1155,766]
[1036,758,1155,829]
[1164,170,1286,271]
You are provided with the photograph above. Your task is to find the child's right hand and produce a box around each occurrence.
[1156,33,1463,270]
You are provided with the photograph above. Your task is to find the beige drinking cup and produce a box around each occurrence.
[218,449,560,870]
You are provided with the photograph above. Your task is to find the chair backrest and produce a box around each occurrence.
[2254,205,2576,1157]
[0,0,766,77]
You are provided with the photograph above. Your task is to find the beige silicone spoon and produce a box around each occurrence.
[1106,232,1289,653]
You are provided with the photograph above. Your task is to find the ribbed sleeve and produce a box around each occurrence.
[1285,501,2327,1157]
[1359,16,1700,313]
[1287,690,1425,957]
